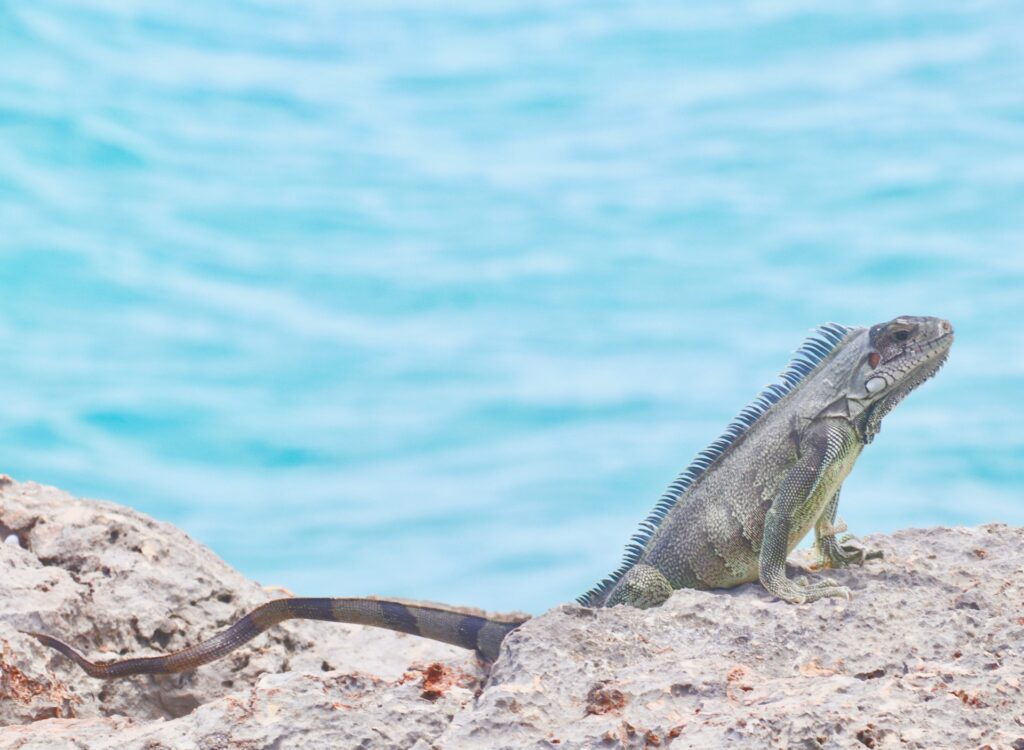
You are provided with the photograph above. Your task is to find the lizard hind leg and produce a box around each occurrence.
[604,564,674,609]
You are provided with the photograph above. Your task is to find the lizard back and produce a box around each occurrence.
[577,322,855,607]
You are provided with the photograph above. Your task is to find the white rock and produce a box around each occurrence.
[1,478,1022,749]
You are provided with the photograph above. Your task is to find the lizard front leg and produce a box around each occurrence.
[759,424,850,604]
[814,490,883,569]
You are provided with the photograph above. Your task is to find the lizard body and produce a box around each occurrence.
[30,315,953,676]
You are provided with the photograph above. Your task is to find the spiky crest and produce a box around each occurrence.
[576,322,854,607]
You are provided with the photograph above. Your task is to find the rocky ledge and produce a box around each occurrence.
[0,478,1022,749]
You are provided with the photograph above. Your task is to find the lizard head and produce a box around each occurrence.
[852,315,954,440]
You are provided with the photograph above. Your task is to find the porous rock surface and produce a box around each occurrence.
[1,477,1022,749]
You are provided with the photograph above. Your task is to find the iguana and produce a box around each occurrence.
[28,315,953,678]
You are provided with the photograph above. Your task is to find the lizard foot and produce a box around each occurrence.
[764,576,851,604]
[817,536,883,569]
[795,575,840,589]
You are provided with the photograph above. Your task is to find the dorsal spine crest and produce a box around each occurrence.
[576,322,853,607]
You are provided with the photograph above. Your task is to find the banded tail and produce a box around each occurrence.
[27,597,528,679]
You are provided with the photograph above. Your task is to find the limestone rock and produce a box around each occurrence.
[0,478,481,731]
[2,477,1023,749]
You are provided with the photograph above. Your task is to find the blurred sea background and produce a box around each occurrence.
[1,1,1022,612]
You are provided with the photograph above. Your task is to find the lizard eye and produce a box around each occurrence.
[868,351,880,369]
[893,330,910,342]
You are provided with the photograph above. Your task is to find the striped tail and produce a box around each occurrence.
[26,597,528,679]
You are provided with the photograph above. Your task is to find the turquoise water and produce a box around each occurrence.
[1,2,1022,612]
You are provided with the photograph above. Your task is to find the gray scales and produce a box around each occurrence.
[29,315,953,676]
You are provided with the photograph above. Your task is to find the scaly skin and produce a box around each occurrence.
[29,597,525,673]
[597,315,953,608]
[29,316,952,678]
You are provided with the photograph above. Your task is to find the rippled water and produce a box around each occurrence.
[1,1,1022,611]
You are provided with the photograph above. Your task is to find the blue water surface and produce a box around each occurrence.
[1,1,1022,612]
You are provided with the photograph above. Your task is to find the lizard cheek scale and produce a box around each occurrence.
[865,377,886,394]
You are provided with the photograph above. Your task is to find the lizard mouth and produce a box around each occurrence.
[927,330,954,347]
[865,330,952,397]
[915,330,954,361]
[885,329,954,367]
[895,334,952,388]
